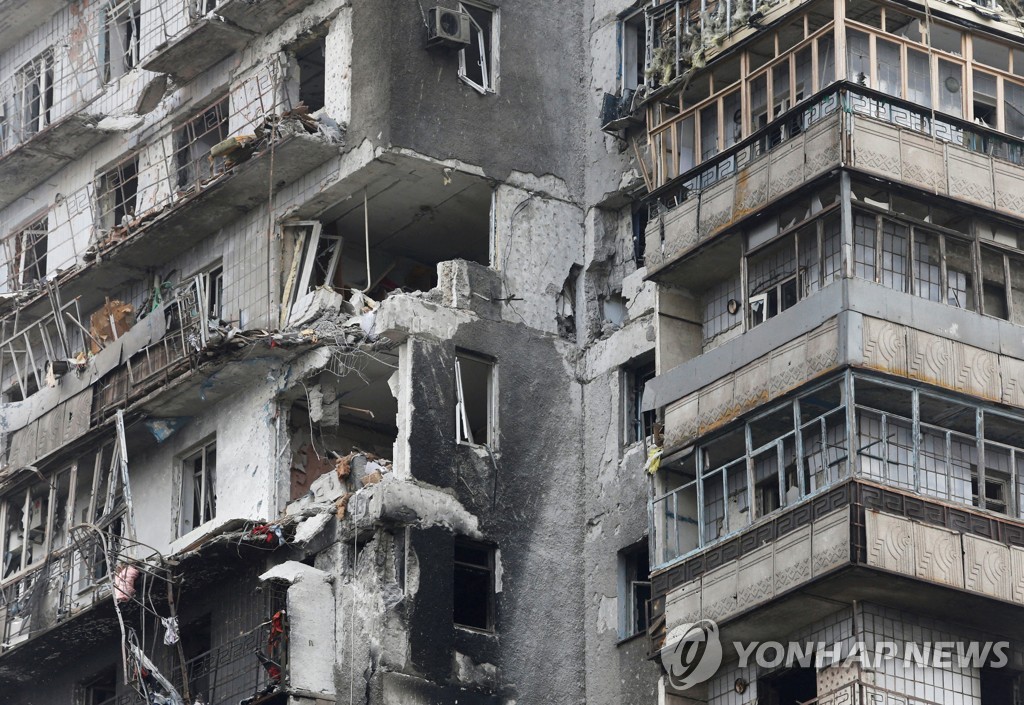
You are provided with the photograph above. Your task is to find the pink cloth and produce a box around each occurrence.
[113,564,140,603]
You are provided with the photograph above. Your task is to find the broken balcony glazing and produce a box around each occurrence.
[663,169,1024,360]
[0,63,335,319]
[0,429,130,650]
[651,370,1024,568]
[643,0,1024,200]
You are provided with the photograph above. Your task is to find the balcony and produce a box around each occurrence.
[0,34,131,211]
[0,1,68,54]
[140,1,253,83]
[0,67,340,323]
[799,682,942,705]
[645,83,1024,282]
[649,477,1024,659]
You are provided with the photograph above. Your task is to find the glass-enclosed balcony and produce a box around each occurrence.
[652,370,1024,569]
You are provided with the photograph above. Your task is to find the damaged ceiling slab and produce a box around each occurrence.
[140,18,254,82]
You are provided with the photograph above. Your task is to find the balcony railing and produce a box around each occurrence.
[0,12,111,159]
[0,60,319,312]
[0,420,131,651]
[646,81,1024,219]
[805,681,943,705]
[652,370,1024,569]
[71,588,288,705]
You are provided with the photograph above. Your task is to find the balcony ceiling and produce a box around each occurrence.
[0,113,133,212]
[0,0,66,54]
[311,154,494,266]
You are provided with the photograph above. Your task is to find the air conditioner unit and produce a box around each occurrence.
[427,7,471,48]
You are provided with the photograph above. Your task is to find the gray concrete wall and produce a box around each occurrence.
[348,0,588,192]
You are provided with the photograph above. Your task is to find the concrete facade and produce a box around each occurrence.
[0,2,662,705]
[636,0,1024,702]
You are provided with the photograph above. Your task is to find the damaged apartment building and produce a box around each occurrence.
[0,1,668,705]
[627,0,1024,700]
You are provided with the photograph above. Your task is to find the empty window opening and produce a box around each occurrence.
[179,440,216,536]
[454,539,495,632]
[17,51,54,136]
[980,666,1019,704]
[632,203,649,265]
[175,97,230,190]
[80,667,118,705]
[176,613,213,701]
[618,541,651,639]
[102,1,141,83]
[625,356,656,446]
[455,352,495,447]
[459,2,497,93]
[286,379,398,502]
[296,37,326,112]
[205,265,224,323]
[98,158,139,232]
[556,265,581,340]
[973,465,1011,515]
[759,667,818,705]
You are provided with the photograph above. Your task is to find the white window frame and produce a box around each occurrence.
[458,1,499,94]
[101,0,141,84]
[17,51,54,136]
[620,9,646,93]
[178,439,217,537]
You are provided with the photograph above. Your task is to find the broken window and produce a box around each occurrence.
[80,667,118,705]
[101,1,141,83]
[174,97,230,190]
[282,221,344,318]
[624,356,656,445]
[205,265,224,322]
[455,352,495,447]
[1,215,48,292]
[702,276,741,345]
[652,378,849,566]
[643,1,838,188]
[458,2,497,94]
[453,539,495,632]
[16,50,54,136]
[747,237,799,327]
[97,157,139,233]
[1,481,51,578]
[295,36,326,112]
[618,542,650,639]
[179,440,216,536]
[652,453,699,565]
